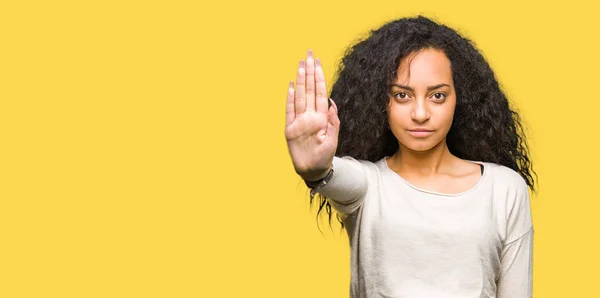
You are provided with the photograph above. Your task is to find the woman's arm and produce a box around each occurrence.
[285,49,341,197]
[496,175,534,297]
[305,156,369,215]
[496,227,533,297]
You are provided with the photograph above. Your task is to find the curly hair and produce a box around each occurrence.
[309,15,537,230]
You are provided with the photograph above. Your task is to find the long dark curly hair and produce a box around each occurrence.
[309,15,537,231]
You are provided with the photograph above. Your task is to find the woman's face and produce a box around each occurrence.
[387,48,456,152]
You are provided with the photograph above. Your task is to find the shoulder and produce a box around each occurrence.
[485,162,532,223]
[484,162,529,192]
[484,163,534,243]
[483,162,531,212]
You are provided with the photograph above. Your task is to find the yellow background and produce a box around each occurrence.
[1,0,598,297]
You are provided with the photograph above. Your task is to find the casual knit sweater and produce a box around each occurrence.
[313,156,533,298]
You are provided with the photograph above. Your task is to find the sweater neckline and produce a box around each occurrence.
[380,156,489,197]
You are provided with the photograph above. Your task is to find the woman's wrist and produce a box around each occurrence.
[302,165,333,182]
[303,165,334,190]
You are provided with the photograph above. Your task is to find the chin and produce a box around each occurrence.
[399,137,444,152]
[404,143,437,152]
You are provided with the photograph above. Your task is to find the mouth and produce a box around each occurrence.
[407,129,434,137]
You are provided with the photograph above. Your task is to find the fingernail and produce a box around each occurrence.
[308,49,313,58]
[299,60,305,68]
[316,58,321,68]
[329,98,338,113]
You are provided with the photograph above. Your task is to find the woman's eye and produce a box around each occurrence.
[394,92,409,100]
[432,93,446,101]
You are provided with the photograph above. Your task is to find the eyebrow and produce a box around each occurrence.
[389,83,450,92]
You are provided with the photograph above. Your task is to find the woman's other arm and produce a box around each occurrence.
[496,176,534,297]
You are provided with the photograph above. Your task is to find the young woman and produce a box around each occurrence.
[284,16,536,297]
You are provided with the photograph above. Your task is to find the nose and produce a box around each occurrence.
[411,98,430,123]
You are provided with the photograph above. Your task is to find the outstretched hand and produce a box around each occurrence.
[285,49,340,181]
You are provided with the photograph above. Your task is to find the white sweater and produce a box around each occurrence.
[313,156,533,298]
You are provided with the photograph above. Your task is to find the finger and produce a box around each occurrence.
[326,100,340,138]
[285,81,295,126]
[295,60,306,116]
[315,58,328,114]
[305,49,316,112]
[329,98,338,114]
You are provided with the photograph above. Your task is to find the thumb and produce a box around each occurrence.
[329,97,338,114]
[327,98,340,136]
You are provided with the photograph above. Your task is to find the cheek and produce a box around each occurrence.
[387,112,406,132]
[439,109,454,125]
[439,104,456,128]
[387,105,409,125]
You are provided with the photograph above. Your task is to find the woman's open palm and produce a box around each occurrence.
[285,49,340,181]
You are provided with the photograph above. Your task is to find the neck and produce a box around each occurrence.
[388,139,456,176]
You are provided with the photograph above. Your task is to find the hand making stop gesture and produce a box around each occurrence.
[285,49,340,181]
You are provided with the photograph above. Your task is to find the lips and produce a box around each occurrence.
[408,129,433,132]
[407,129,434,137]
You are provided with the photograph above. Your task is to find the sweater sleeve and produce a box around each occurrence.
[309,156,369,215]
[496,176,534,297]
[496,227,533,297]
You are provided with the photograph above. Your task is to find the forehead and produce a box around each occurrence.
[394,48,453,85]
